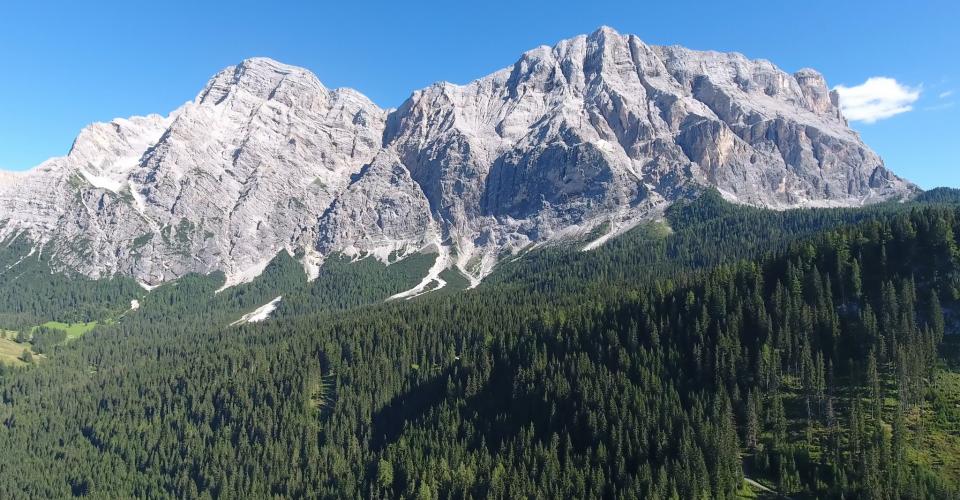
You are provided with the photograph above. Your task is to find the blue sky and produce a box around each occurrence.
[1,0,956,187]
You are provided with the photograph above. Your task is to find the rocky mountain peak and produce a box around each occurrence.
[793,67,843,118]
[197,57,327,106]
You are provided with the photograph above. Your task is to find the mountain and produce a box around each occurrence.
[2,188,957,499]
[0,27,915,288]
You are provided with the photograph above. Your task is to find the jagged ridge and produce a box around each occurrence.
[0,27,915,290]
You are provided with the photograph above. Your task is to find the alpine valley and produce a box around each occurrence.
[0,27,958,500]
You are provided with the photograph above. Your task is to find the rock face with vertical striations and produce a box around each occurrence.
[0,27,916,290]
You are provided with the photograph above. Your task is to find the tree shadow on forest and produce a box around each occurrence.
[370,364,462,452]
[369,357,581,455]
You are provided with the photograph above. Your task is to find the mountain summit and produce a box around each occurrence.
[0,27,915,288]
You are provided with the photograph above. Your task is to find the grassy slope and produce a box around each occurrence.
[0,336,30,366]
[37,321,99,341]
[0,322,97,365]
[909,368,960,488]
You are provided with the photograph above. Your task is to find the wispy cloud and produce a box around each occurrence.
[939,90,954,99]
[925,101,955,111]
[833,77,921,123]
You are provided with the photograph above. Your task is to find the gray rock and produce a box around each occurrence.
[0,28,916,289]
[317,151,435,262]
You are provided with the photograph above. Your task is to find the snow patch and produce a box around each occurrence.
[716,188,741,204]
[138,281,160,291]
[217,251,286,293]
[301,248,323,281]
[78,168,124,193]
[128,182,149,215]
[0,246,37,276]
[339,240,418,265]
[582,209,628,252]
[230,296,282,326]
[459,253,496,290]
[388,239,449,301]
[129,299,140,310]
[582,227,616,251]
[581,213,639,251]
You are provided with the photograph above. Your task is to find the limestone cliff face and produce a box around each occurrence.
[316,151,436,262]
[0,28,915,288]
[1,58,387,286]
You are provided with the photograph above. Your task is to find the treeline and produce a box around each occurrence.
[490,189,960,297]
[0,237,141,328]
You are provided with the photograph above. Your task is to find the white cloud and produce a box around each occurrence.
[925,101,955,111]
[833,77,921,123]
[939,90,954,99]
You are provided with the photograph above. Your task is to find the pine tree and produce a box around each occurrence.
[746,390,760,451]
[850,258,863,299]
[867,350,883,423]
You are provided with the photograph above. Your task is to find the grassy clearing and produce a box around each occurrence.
[736,482,758,499]
[0,321,99,365]
[308,379,330,411]
[0,336,35,366]
[737,478,780,499]
[770,368,960,489]
[648,219,674,239]
[906,369,960,488]
[36,321,98,341]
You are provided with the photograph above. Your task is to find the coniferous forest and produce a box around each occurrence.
[0,190,959,498]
